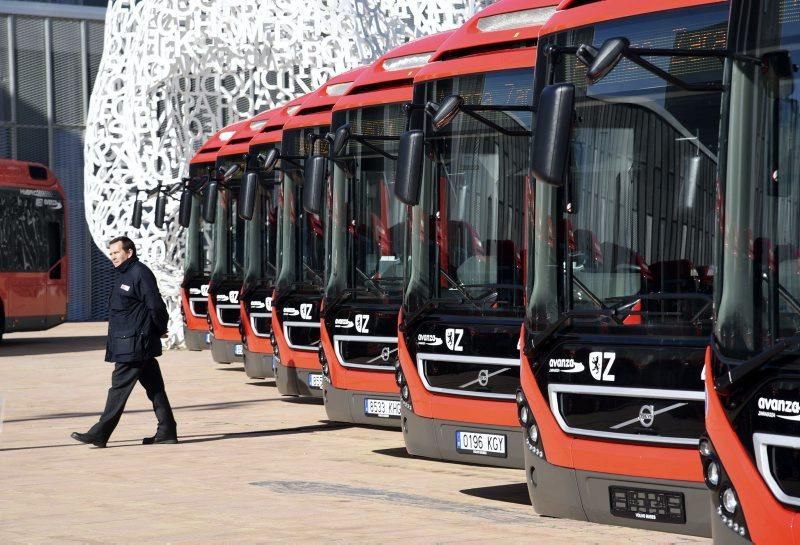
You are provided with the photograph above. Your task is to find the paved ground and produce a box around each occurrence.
[0,323,710,544]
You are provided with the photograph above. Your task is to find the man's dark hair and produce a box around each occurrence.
[109,236,137,258]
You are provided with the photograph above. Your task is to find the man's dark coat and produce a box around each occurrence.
[105,257,169,363]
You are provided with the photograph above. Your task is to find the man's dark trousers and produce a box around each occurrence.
[89,358,176,442]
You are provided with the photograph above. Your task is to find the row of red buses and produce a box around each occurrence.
[0,159,67,341]
[174,0,800,542]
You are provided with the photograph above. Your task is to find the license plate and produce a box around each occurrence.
[364,398,401,418]
[307,373,323,389]
[455,430,507,457]
[272,356,278,374]
[234,344,243,356]
[204,332,211,344]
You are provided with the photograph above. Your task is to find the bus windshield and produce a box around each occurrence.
[276,126,329,290]
[405,69,533,316]
[327,104,406,303]
[212,155,246,280]
[716,0,800,358]
[528,4,727,332]
[243,143,281,289]
[185,162,214,277]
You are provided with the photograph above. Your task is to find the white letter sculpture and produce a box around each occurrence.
[84,0,487,346]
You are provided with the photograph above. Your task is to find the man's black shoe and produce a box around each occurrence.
[70,431,107,448]
[142,435,178,445]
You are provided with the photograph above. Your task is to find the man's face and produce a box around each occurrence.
[109,242,133,268]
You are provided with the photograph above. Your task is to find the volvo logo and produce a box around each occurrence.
[638,405,655,428]
[380,346,392,362]
[477,369,489,387]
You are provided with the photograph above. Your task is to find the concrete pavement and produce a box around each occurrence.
[0,323,709,544]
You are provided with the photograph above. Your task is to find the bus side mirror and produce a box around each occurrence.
[154,194,167,228]
[586,37,629,84]
[332,125,350,157]
[531,83,575,187]
[394,130,424,205]
[303,155,327,214]
[222,163,240,181]
[203,182,218,223]
[432,95,463,131]
[131,200,142,228]
[261,148,280,173]
[178,188,192,228]
[239,171,259,220]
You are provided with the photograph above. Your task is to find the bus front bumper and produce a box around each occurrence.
[323,382,401,428]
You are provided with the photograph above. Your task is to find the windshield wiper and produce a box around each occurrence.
[526,309,617,355]
[303,262,323,286]
[355,267,388,298]
[439,269,481,312]
[462,284,525,306]
[714,339,795,392]
[400,300,441,333]
[572,275,606,309]
[609,292,713,325]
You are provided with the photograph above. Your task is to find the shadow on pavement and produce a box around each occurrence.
[460,482,532,506]
[281,396,324,406]
[0,421,352,452]
[0,335,108,357]
[172,421,352,445]
[372,447,414,459]
[246,380,276,387]
[4,398,283,424]
[215,366,245,372]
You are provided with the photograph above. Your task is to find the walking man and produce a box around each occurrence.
[71,236,177,447]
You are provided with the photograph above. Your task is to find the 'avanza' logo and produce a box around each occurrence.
[417,333,443,347]
[548,358,585,373]
[757,397,800,421]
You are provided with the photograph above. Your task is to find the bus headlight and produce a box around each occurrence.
[706,461,720,487]
[721,487,738,515]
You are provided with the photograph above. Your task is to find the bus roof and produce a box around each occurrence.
[541,0,725,37]
[414,0,558,83]
[333,31,453,112]
[0,159,61,193]
[190,119,249,166]
[216,107,280,160]
[282,66,367,131]
[249,94,308,147]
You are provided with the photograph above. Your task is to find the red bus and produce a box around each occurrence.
[315,33,453,426]
[520,0,727,536]
[204,117,265,364]
[392,0,555,468]
[0,159,67,340]
[702,1,800,543]
[271,67,366,398]
[181,127,236,351]
[238,96,306,379]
